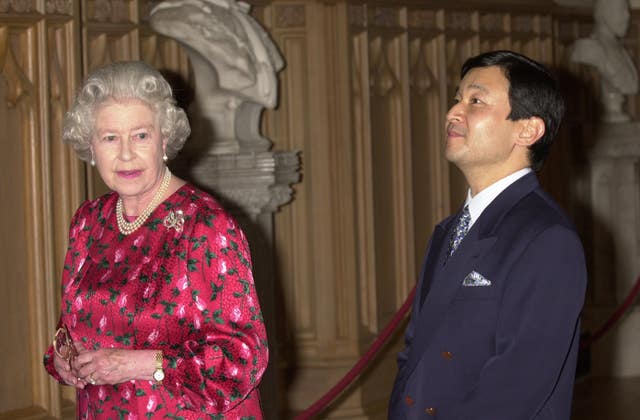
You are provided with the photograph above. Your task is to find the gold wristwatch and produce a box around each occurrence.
[152,351,165,383]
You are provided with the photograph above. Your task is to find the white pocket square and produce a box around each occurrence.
[463,270,492,287]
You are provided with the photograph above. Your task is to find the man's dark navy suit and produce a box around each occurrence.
[389,173,587,419]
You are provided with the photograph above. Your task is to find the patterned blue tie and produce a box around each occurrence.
[447,205,471,257]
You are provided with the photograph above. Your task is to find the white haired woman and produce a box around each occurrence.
[43,61,268,419]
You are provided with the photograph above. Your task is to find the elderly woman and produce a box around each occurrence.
[43,61,268,419]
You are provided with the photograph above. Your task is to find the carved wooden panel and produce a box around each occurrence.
[351,26,377,333]
[0,1,190,418]
[0,40,33,415]
[367,31,416,325]
[257,3,315,352]
[408,32,450,271]
[45,17,84,411]
[348,3,418,339]
[0,16,53,419]
[0,0,36,13]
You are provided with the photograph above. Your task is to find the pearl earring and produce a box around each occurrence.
[163,153,168,162]
[90,148,96,166]
[91,159,95,167]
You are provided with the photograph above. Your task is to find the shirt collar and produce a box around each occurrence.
[464,167,532,228]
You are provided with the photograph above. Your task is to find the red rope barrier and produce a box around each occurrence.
[294,274,640,419]
[293,286,416,420]
[580,274,640,350]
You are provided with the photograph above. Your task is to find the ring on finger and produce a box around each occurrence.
[88,373,96,385]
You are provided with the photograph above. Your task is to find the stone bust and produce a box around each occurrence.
[570,0,638,122]
[150,0,285,154]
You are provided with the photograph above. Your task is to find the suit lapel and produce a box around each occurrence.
[400,173,540,381]
[418,223,448,307]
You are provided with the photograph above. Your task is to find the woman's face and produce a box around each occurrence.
[91,99,167,204]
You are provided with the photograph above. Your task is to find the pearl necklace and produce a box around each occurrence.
[116,167,172,235]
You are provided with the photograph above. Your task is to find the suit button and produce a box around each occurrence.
[405,395,414,406]
[441,351,453,360]
[425,407,436,416]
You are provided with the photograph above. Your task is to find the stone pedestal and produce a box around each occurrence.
[188,152,300,217]
[587,122,640,377]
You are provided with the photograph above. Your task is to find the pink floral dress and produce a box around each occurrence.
[44,184,268,419]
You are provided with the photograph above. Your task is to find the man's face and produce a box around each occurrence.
[445,65,521,176]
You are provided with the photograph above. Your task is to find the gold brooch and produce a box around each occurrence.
[163,209,185,233]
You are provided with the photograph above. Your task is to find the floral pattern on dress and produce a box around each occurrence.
[44,184,268,420]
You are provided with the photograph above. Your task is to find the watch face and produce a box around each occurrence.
[153,369,165,382]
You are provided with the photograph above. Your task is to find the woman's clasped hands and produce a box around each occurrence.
[53,334,151,389]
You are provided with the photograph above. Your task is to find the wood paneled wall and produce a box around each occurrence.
[0,1,82,417]
[1,0,633,419]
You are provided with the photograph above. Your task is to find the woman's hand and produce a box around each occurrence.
[70,348,157,386]
[53,341,87,389]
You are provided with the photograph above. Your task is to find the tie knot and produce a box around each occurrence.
[448,205,471,257]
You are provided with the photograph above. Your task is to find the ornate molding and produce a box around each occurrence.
[0,31,35,108]
[368,6,399,28]
[190,151,300,215]
[369,38,398,97]
[348,4,366,28]
[0,0,34,13]
[446,42,464,88]
[89,0,129,23]
[408,9,438,30]
[480,13,505,33]
[409,41,434,95]
[445,11,473,32]
[45,0,72,14]
[512,15,534,34]
[275,4,305,28]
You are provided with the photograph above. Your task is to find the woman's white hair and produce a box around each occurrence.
[63,61,191,162]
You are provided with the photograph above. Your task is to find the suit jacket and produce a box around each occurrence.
[389,173,587,420]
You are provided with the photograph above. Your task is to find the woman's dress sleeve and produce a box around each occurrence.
[160,208,269,413]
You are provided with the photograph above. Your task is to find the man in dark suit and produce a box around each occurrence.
[389,50,587,419]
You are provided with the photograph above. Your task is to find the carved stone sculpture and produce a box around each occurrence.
[150,0,285,154]
[570,0,638,122]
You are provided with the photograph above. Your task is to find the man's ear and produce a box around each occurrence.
[516,116,545,146]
